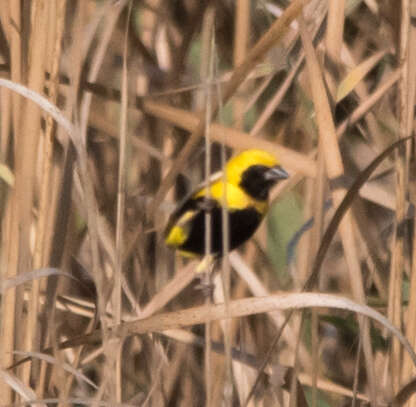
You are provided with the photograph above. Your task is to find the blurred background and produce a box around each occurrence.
[0,0,415,405]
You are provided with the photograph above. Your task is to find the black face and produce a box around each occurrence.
[240,165,288,200]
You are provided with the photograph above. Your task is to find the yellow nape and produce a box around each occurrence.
[165,225,187,247]
[225,149,278,187]
[194,181,267,214]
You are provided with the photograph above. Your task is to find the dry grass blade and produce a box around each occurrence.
[300,12,378,404]
[13,351,98,390]
[325,0,345,98]
[336,49,389,103]
[1,268,76,293]
[1,4,23,399]
[0,79,74,135]
[387,0,411,393]
[402,11,416,389]
[0,369,44,406]
[59,293,416,367]
[111,2,133,401]
[28,0,67,394]
[337,68,401,138]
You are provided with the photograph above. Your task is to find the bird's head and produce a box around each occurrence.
[226,149,289,200]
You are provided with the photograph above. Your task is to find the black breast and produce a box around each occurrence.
[180,203,263,256]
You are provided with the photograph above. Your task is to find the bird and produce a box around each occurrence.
[164,149,289,259]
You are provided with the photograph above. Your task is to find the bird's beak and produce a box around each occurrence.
[265,165,289,181]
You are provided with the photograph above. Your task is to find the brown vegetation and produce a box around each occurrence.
[1,1,416,405]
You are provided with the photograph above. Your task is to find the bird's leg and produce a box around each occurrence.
[195,254,215,273]
[195,254,217,299]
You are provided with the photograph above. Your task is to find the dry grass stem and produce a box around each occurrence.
[2,2,416,405]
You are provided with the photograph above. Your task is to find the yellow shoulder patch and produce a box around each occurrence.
[165,225,187,246]
[165,209,197,247]
[195,181,267,214]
